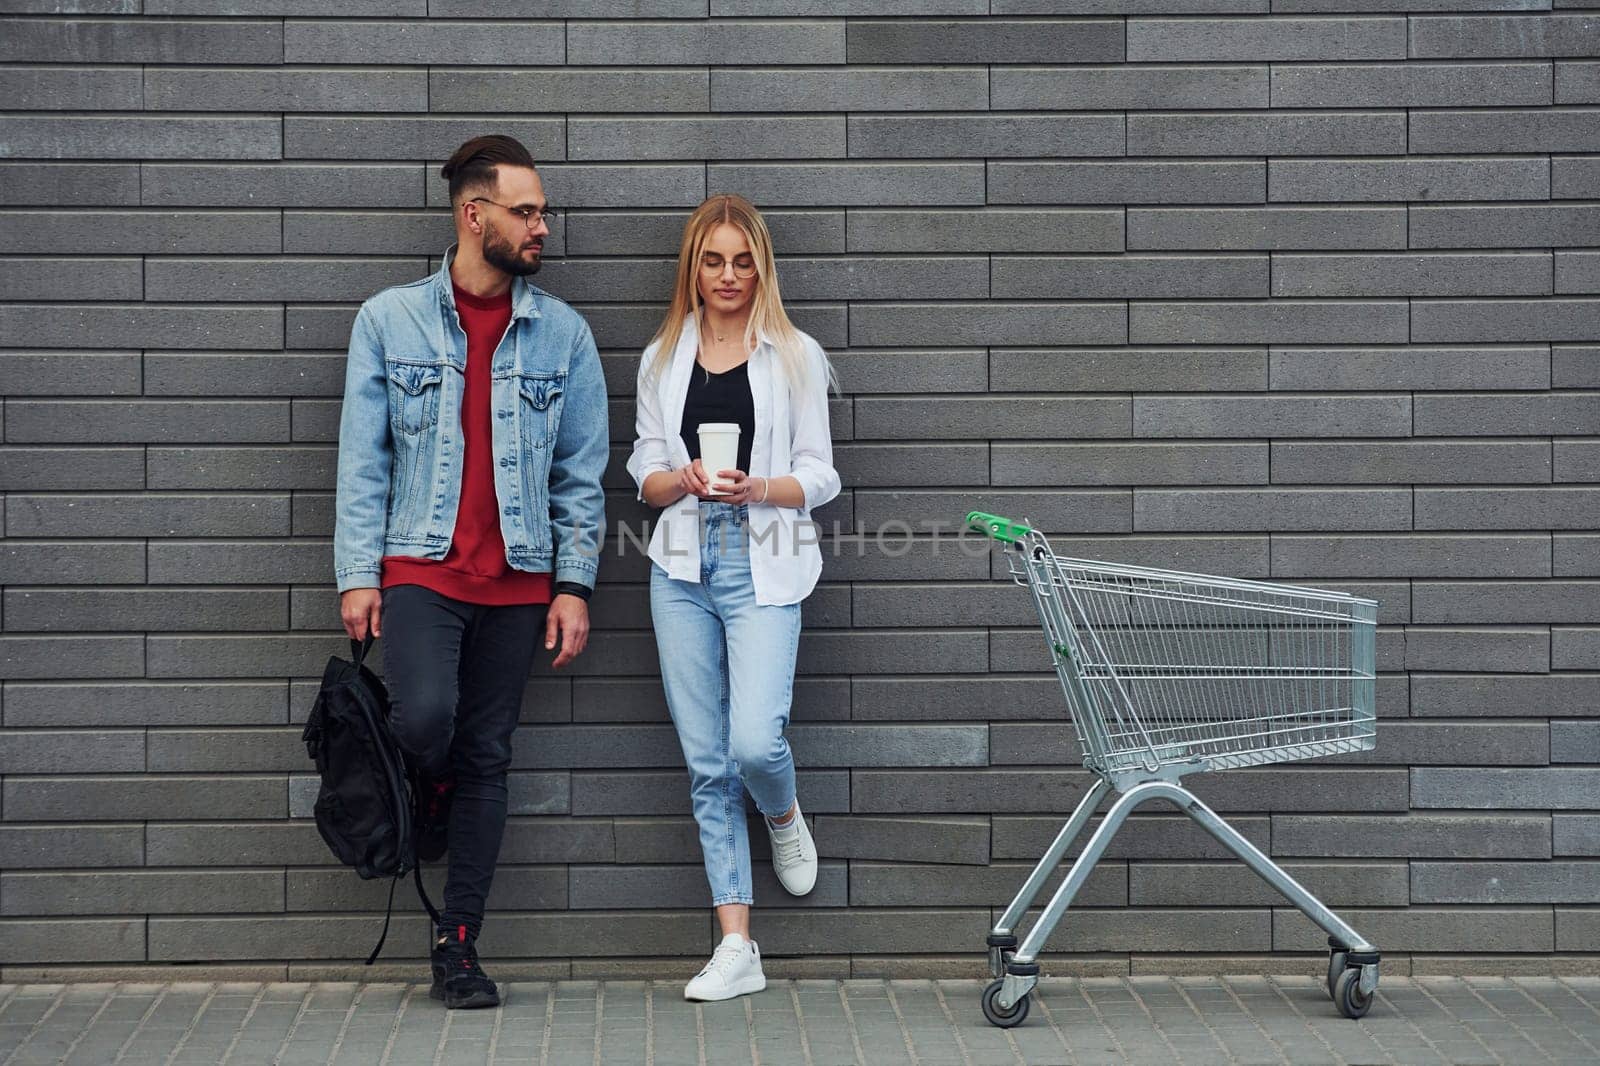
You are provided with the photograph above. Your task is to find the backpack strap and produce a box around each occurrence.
[365,874,400,966]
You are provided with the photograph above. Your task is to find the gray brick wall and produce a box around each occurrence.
[1,4,1596,981]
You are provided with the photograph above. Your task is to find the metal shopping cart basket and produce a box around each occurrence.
[966,512,1382,1028]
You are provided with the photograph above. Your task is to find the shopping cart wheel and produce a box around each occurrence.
[981,980,1030,1028]
[1326,949,1347,997]
[1332,968,1373,1020]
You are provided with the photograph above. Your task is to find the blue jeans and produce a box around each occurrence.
[650,500,802,906]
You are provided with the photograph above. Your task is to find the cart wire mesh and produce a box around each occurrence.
[1005,528,1377,777]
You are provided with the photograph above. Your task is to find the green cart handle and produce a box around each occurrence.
[966,511,1034,545]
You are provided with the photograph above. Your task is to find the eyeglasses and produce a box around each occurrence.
[468,198,558,230]
[700,253,758,279]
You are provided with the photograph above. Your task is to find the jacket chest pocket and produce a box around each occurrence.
[387,363,444,435]
[516,370,565,450]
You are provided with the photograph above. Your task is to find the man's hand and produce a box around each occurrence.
[340,588,382,641]
[545,592,590,668]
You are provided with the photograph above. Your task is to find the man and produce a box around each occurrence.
[333,134,607,1009]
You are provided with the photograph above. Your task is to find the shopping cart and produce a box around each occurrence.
[966,512,1382,1028]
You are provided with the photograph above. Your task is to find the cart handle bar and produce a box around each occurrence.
[967,511,1035,545]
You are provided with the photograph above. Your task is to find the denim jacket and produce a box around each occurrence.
[333,245,609,594]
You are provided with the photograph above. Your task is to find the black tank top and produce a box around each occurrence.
[680,358,755,475]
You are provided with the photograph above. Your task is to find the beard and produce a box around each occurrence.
[482,222,542,276]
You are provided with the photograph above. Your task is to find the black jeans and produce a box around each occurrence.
[380,584,545,942]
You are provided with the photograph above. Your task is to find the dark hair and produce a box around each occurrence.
[440,135,536,204]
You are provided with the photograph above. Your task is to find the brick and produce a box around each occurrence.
[0,116,280,160]
[992,813,1267,864]
[570,116,845,161]
[0,448,145,491]
[1131,112,1405,157]
[1130,861,1408,907]
[790,724,988,767]
[0,17,282,62]
[852,861,1126,908]
[572,770,849,816]
[1132,207,1407,250]
[1413,768,1600,809]
[1555,440,1600,482]
[1137,394,1410,437]
[1280,813,1551,859]
[286,866,565,913]
[1,871,283,916]
[1557,250,1600,295]
[146,823,342,867]
[1415,581,1600,623]
[0,825,143,870]
[1410,15,1600,60]
[856,490,1129,536]
[852,677,1077,722]
[990,160,1263,205]
[145,258,425,303]
[1274,251,1550,297]
[1554,158,1600,199]
[430,164,705,209]
[0,730,143,774]
[1135,488,1412,532]
[1553,814,1600,856]
[147,728,303,773]
[1552,722,1600,763]
[1,64,142,109]
[1271,535,1549,578]
[993,64,1265,110]
[6,400,288,444]
[569,862,847,909]
[145,634,357,679]
[147,447,333,492]
[854,769,1096,814]
[990,348,1264,392]
[1412,204,1600,249]
[815,815,989,866]
[0,919,144,964]
[283,117,564,161]
[1416,487,1600,530]
[1272,441,1550,485]
[431,69,707,112]
[1131,301,1409,344]
[857,395,1128,440]
[1554,537,1600,577]
[1557,909,1600,951]
[285,19,564,64]
[751,909,992,956]
[144,68,425,112]
[570,20,843,65]
[1127,17,1406,62]
[0,636,143,680]
[1333,721,1548,767]
[1553,345,1600,387]
[4,494,289,538]
[1028,908,1272,954]
[1403,628,1551,673]
[143,164,422,208]
[850,114,1124,159]
[852,302,1124,347]
[0,163,139,205]
[710,163,984,207]
[836,444,989,487]
[0,305,282,350]
[0,256,140,301]
[1411,674,1600,718]
[0,351,141,394]
[1274,907,1552,952]
[712,67,985,111]
[0,210,280,254]
[1410,110,1600,154]
[4,775,284,821]
[1269,64,1551,110]
[281,213,458,257]
[994,254,1266,299]
[146,540,330,585]
[1552,627,1600,668]
[2,681,286,727]
[611,818,698,864]
[849,208,1122,254]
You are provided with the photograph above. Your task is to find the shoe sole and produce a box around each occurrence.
[684,973,767,1002]
[429,981,500,1010]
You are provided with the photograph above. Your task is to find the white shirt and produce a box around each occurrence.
[626,313,841,607]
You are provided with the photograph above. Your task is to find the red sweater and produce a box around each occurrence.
[381,282,552,606]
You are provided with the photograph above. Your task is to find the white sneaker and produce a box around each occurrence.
[684,932,766,1002]
[767,802,817,896]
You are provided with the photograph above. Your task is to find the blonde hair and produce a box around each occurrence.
[645,194,838,396]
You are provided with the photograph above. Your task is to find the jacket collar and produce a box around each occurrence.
[435,243,541,321]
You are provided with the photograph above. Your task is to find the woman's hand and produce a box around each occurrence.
[714,468,767,505]
[675,458,715,500]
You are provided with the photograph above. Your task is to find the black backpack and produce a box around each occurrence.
[301,635,437,963]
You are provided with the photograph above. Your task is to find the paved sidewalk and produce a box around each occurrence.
[1,976,1598,1065]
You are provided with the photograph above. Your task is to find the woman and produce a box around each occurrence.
[627,194,841,1002]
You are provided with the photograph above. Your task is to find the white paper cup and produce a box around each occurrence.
[697,422,741,495]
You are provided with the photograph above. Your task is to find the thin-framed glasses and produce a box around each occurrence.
[700,252,758,279]
[469,198,558,230]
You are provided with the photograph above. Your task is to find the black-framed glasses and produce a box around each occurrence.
[700,252,758,279]
[468,198,558,230]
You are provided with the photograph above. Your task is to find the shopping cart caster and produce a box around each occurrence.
[1332,968,1374,1019]
[986,933,1018,979]
[1326,939,1380,1019]
[981,979,1030,1028]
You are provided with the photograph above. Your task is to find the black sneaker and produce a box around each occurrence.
[429,925,500,1010]
[414,773,456,862]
